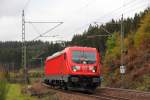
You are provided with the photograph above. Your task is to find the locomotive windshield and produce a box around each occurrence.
[72,51,96,64]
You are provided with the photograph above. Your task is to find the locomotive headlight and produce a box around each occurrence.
[92,70,96,73]
[73,69,77,72]
[89,66,96,72]
[72,66,80,72]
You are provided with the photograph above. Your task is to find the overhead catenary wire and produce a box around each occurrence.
[123,0,147,15]
[101,1,147,22]
[22,0,64,41]
[29,22,63,38]
[29,23,41,35]
[21,0,149,41]
[87,35,112,38]
[94,22,112,34]
[23,0,31,11]
[93,0,146,21]
[123,2,148,15]
[69,0,148,35]
[23,0,146,41]
[50,0,98,38]
[25,0,96,39]
[32,22,63,41]
[113,1,148,19]
[74,0,97,12]
[95,0,146,21]
[40,35,60,37]
[26,21,63,23]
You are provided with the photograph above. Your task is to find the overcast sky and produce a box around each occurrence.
[0,0,149,42]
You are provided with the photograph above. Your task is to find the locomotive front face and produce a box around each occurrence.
[69,49,101,76]
[65,48,101,90]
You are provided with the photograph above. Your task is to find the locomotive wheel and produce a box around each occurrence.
[62,83,68,90]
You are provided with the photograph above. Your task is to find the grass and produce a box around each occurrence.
[5,83,58,100]
[0,80,9,100]
[6,84,36,100]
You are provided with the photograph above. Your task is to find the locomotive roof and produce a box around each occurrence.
[46,50,65,61]
[46,46,97,61]
[66,46,96,50]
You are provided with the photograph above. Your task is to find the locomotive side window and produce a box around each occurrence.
[72,51,96,64]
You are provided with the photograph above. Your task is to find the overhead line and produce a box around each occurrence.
[95,0,144,21]
[23,0,31,10]
[112,1,148,17]
[29,23,41,35]
[71,0,146,35]
[71,1,124,33]
[118,0,147,14]
[102,4,146,21]
[26,21,63,23]
[87,35,112,39]
[95,0,146,21]
[75,0,96,12]
[123,2,148,15]
[41,22,63,36]
[40,35,60,37]
[32,22,63,41]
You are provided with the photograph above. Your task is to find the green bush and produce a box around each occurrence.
[0,80,9,100]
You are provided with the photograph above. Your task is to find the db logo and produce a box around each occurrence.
[82,66,88,70]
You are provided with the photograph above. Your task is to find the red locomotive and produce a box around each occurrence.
[44,46,102,91]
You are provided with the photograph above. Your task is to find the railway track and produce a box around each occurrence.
[76,93,130,100]
[100,87,150,94]
[42,83,131,100]
[93,94,129,100]
[96,87,150,100]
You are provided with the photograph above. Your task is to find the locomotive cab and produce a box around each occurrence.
[65,47,101,91]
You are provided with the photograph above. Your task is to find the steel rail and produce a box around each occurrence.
[42,83,130,100]
[100,87,150,94]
